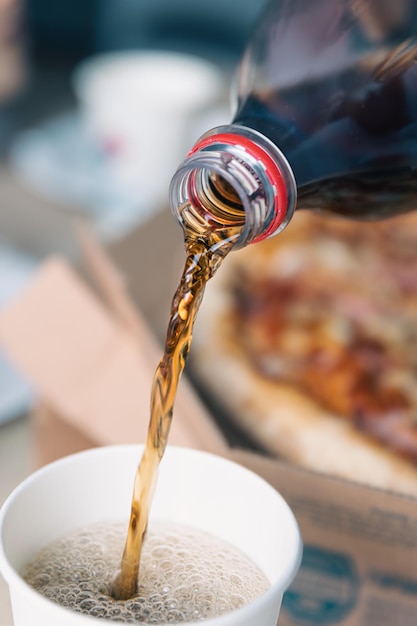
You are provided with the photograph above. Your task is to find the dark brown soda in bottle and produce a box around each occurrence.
[170,0,417,245]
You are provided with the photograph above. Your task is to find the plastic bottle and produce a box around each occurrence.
[169,0,417,248]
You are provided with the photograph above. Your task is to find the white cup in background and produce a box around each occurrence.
[72,52,227,208]
[0,444,302,626]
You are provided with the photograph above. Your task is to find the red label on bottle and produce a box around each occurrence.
[188,133,288,243]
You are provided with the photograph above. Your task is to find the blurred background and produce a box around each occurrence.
[8,0,267,132]
[0,0,268,429]
[0,0,270,243]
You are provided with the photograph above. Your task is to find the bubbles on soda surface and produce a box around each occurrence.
[22,520,270,624]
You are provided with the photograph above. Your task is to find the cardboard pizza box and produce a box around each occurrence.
[231,449,417,626]
[0,219,416,626]
[0,230,227,467]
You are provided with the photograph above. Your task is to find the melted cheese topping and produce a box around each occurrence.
[232,211,417,461]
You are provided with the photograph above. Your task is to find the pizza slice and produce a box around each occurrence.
[191,210,417,496]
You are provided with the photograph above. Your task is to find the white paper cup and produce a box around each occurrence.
[72,51,226,204]
[0,445,302,626]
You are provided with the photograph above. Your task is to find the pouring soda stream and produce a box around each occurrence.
[111,0,417,602]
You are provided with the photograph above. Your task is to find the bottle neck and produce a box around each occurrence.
[169,124,297,250]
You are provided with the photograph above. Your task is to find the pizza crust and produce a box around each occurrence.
[191,247,417,497]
